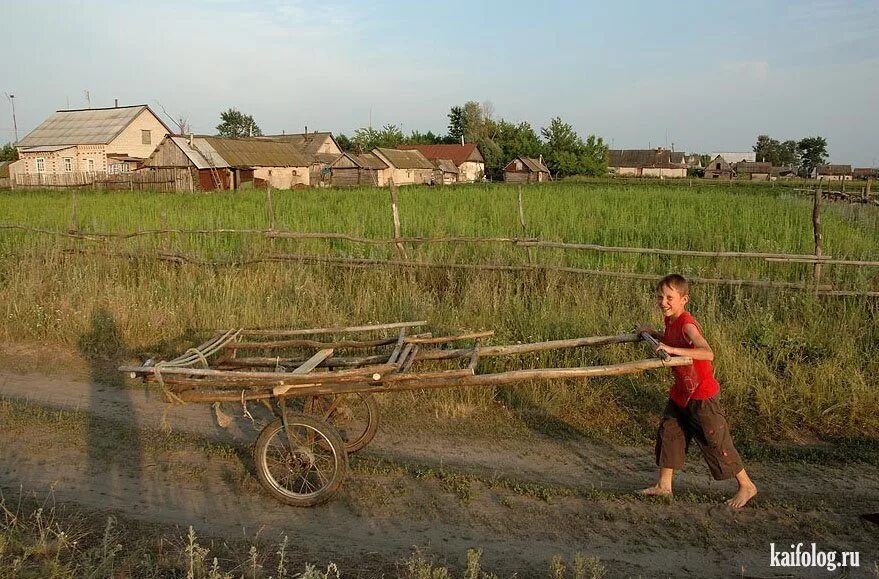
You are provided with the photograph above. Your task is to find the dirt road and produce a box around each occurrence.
[1,368,877,577]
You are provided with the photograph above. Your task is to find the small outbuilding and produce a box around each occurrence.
[328,152,388,187]
[815,164,853,181]
[735,161,772,181]
[703,155,735,179]
[503,156,550,183]
[432,159,459,185]
[396,143,485,182]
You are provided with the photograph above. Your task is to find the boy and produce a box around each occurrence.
[637,274,757,509]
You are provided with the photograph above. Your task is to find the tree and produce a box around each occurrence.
[447,106,465,141]
[540,117,608,177]
[493,120,543,162]
[216,108,262,138]
[335,133,353,152]
[352,124,404,152]
[753,135,798,166]
[0,142,17,162]
[797,136,828,177]
[406,130,442,145]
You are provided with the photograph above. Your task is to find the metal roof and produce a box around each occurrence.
[167,136,230,170]
[373,147,435,170]
[17,105,162,147]
[711,152,756,164]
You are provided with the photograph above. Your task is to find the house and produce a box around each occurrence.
[396,143,485,182]
[15,105,170,177]
[853,168,879,180]
[735,161,772,181]
[262,131,343,186]
[703,155,735,179]
[145,135,311,190]
[607,149,687,178]
[432,159,459,185]
[503,156,550,183]
[815,164,853,181]
[371,148,435,185]
[711,152,756,165]
[328,152,388,187]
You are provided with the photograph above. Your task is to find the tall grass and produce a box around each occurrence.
[0,183,877,443]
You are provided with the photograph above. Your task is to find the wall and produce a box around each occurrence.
[642,167,687,178]
[458,161,484,182]
[253,166,309,189]
[106,109,171,159]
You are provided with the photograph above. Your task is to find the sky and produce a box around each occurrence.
[1,0,877,165]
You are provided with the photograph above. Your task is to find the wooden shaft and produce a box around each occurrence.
[403,331,494,345]
[216,354,391,369]
[237,320,427,337]
[813,188,824,294]
[172,358,692,402]
[639,332,670,361]
[227,336,398,350]
[415,333,640,361]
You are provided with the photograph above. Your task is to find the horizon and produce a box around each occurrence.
[1,0,877,166]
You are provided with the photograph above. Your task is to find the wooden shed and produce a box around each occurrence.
[703,155,734,179]
[328,152,388,187]
[504,156,550,183]
[432,159,459,185]
[735,161,772,181]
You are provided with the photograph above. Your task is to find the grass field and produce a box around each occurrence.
[1,182,877,444]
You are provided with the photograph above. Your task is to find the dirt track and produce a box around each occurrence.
[1,368,878,577]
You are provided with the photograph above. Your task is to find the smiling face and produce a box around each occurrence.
[657,283,689,319]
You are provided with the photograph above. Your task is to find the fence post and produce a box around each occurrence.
[388,179,408,260]
[160,212,170,252]
[812,188,823,295]
[517,185,534,264]
[68,190,78,233]
[266,187,276,230]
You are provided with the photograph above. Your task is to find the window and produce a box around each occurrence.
[109,164,121,175]
[87,159,95,172]
[515,160,523,170]
[142,130,151,145]
[715,163,721,170]
[35,158,45,172]
[63,158,73,172]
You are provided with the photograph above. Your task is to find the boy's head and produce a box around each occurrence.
[656,274,689,318]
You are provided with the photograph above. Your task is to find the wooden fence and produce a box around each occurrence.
[12,168,193,192]
[1,184,877,297]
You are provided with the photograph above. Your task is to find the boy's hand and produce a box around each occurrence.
[655,342,675,356]
[634,324,654,336]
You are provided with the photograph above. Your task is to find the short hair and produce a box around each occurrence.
[657,274,689,295]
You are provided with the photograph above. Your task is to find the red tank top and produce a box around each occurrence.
[663,311,719,407]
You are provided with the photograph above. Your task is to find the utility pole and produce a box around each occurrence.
[4,93,17,143]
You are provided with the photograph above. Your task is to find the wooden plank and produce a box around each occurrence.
[228,336,397,350]
[416,333,642,361]
[238,320,427,337]
[291,349,334,374]
[403,331,494,345]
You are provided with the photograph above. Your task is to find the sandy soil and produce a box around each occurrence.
[1,365,877,577]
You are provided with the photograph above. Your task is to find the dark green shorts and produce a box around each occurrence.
[655,396,743,480]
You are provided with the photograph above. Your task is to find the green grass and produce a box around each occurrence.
[0,183,877,444]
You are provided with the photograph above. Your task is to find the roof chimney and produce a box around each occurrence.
[114,98,118,108]
[188,133,193,147]
[305,125,308,135]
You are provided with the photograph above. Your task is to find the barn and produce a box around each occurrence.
[607,149,687,178]
[503,156,550,183]
[145,135,311,190]
[703,155,735,179]
[328,152,388,187]
[735,161,772,181]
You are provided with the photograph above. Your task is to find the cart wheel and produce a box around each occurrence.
[303,392,380,453]
[253,414,348,507]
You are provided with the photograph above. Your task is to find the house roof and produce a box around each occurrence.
[201,137,310,168]
[397,143,483,166]
[817,164,852,175]
[711,152,756,164]
[853,167,879,177]
[735,162,772,174]
[163,136,231,170]
[506,156,549,173]
[17,105,169,148]
[433,159,459,174]
[373,147,435,170]
[330,152,388,170]
[608,149,686,169]
[261,132,341,157]
[685,154,703,168]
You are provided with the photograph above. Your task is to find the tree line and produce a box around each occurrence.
[751,134,828,178]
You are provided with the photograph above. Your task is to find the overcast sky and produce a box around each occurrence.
[1,0,877,165]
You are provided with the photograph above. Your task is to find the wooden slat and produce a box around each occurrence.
[237,320,427,337]
[292,349,334,374]
[403,331,494,345]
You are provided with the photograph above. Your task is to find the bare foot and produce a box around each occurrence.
[725,483,757,509]
[637,484,672,497]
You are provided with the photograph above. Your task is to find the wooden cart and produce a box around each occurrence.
[120,321,691,507]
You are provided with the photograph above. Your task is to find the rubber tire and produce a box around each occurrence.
[304,392,380,454]
[253,414,348,507]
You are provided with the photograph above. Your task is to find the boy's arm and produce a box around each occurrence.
[656,323,715,361]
